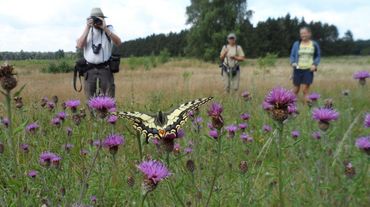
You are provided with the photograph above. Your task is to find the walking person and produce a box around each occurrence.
[220,33,245,93]
[76,8,122,98]
[290,27,321,103]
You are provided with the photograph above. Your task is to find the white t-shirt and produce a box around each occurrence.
[84,26,114,64]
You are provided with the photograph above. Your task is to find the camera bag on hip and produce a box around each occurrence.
[73,58,90,92]
[109,54,120,73]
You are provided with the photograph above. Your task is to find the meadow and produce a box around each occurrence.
[0,56,369,206]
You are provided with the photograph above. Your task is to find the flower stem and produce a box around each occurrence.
[141,191,149,207]
[277,123,284,207]
[136,131,143,160]
[78,145,101,204]
[205,132,222,207]
[165,152,186,207]
[4,90,22,205]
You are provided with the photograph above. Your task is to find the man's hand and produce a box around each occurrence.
[310,65,317,72]
[86,18,93,28]
[292,63,298,68]
[97,17,107,30]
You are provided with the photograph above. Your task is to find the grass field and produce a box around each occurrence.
[0,56,369,206]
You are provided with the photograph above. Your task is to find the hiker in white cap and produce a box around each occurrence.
[76,8,121,98]
[220,33,245,93]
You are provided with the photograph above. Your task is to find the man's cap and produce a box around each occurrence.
[227,33,237,40]
[90,8,107,18]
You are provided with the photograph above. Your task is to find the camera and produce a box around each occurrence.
[92,43,102,54]
[90,16,102,25]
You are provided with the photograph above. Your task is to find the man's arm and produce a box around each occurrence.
[220,46,228,60]
[76,19,93,49]
[104,27,122,46]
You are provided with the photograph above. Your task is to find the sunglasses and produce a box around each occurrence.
[228,37,235,40]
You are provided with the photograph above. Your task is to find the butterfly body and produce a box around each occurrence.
[115,97,213,141]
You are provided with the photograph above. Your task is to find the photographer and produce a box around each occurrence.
[76,8,121,98]
[220,33,245,93]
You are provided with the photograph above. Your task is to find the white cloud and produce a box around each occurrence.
[249,0,370,40]
[0,0,369,52]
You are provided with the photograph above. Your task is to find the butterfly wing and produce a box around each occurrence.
[115,111,160,140]
[164,97,213,135]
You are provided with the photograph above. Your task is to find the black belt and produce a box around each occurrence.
[87,61,109,69]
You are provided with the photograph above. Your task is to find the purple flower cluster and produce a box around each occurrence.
[107,115,118,124]
[39,152,61,167]
[103,134,124,154]
[312,108,339,123]
[240,133,253,142]
[28,170,38,178]
[88,96,116,112]
[208,102,224,130]
[312,131,322,140]
[26,122,39,133]
[225,124,238,138]
[137,160,171,184]
[263,124,272,133]
[364,113,370,128]
[240,113,250,121]
[353,70,370,80]
[308,92,320,101]
[57,112,67,121]
[355,136,370,154]
[65,100,80,112]
[291,130,300,139]
[262,87,297,122]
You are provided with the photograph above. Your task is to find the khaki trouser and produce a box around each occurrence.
[222,70,240,92]
[84,66,115,98]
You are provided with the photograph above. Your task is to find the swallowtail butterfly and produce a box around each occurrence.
[114,97,213,141]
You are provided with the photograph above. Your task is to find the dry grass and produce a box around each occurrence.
[2,56,369,107]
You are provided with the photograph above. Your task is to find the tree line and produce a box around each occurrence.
[1,0,370,61]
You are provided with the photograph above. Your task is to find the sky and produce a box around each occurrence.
[0,0,369,52]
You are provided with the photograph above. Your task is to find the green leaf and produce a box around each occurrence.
[13,84,26,97]
[13,120,28,135]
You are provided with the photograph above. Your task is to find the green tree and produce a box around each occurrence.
[185,0,253,61]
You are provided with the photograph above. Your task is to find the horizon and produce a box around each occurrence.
[1,0,370,52]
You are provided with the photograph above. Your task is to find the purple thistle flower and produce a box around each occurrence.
[194,117,203,124]
[47,101,55,110]
[355,136,370,154]
[103,134,124,154]
[1,117,10,128]
[91,195,97,203]
[28,170,38,178]
[208,102,224,129]
[88,96,116,114]
[51,117,62,127]
[240,133,253,142]
[312,131,322,140]
[208,102,223,117]
[63,143,74,152]
[176,128,185,138]
[225,124,238,138]
[26,122,39,133]
[209,129,219,139]
[80,149,89,156]
[263,124,272,133]
[241,91,251,101]
[353,70,370,80]
[93,140,102,147]
[291,130,300,139]
[57,112,67,121]
[262,87,297,122]
[239,123,248,131]
[184,147,193,154]
[39,152,61,167]
[308,92,320,101]
[20,143,29,153]
[66,127,72,136]
[312,108,339,123]
[108,107,116,113]
[137,160,171,184]
[107,115,118,125]
[173,143,181,154]
[240,113,251,121]
[364,113,370,128]
[65,100,80,112]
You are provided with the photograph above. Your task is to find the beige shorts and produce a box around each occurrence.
[222,70,240,92]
